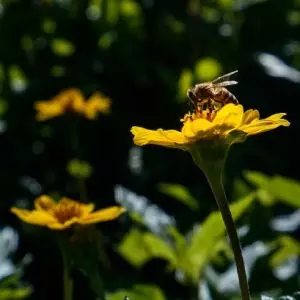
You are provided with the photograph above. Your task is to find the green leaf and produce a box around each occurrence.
[117,228,149,267]
[245,171,300,208]
[120,0,141,17]
[157,183,199,210]
[194,57,222,81]
[269,236,300,267]
[106,0,119,25]
[66,159,93,179]
[51,38,75,56]
[117,228,177,268]
[177,69,193,102]
[243,170,276,206]
[167,226,186,253]
[0,287,32,300]
[268,175,300,208]
[0,274,32,300]
[244,170,271,189]
[143,232,177,266]
[232,178,252,200]
[179,193,255,283]
[107,284,165,300]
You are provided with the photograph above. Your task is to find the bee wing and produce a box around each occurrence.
[212,70,238,84]
[216,80,238,87]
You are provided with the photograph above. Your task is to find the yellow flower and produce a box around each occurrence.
[11,195,125,230]
[131,104,290,151]
[83,92,111,120]
[35,88,111,121]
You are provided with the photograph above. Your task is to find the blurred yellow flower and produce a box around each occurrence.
[11,195,125,230]
[35,88,111,121]
[131,104,290,150]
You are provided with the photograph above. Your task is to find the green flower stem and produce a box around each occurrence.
[89,270,106,300]
[61,247,73,300]
[190,141,250,300]
[205,169,250,300]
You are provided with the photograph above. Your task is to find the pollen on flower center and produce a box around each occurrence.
[181,107,218,124]
[52,202,84,223]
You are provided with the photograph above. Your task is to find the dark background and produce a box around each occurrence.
[0,1,299,300]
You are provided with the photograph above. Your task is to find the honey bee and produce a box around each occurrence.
[187,70,239,111]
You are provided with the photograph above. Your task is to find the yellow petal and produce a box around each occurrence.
[47,217,79,230]
[131,126,187,148]
[83,93,111,119]
[34,101,65,121]
[240,119,290,135]
[213,104,244,127]
[264,113,287,121]
[34,195,57,211]
[86,93,111,112]
[11,207,57,226]
[182,117,213,139]
[242,109,260,124]
[79,206,126,224]
[53,88,85,114]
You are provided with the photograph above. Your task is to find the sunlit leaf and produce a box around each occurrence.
[269,176,300,208]
[9,66,28,93]
[143,232,177,266]
[194,57,222,81]
[245,171,300,208]
[256,189,275,207]
[117,228,154,267]
[117,228,176,268]
[167,226,186,253]
[177,69,193,102]
[269,236,300,267]
[105,0,119,25]
[120,0,142,28]
[179,193,255,282]
[232,178,252,199]
[51,38,75,56]
[158,183,199,210]
[66,159,93,179]
[217,0,233,10]
[0,287,32,300]
[107,284,165,300]
[244,170,271,189]
[120,0,141,17]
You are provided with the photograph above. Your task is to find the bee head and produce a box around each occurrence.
[187,88,197,102]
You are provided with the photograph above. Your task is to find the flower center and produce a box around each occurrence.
[52,201,84,224]
[181,99,221,123]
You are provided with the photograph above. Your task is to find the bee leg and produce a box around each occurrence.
[206,99,213,119]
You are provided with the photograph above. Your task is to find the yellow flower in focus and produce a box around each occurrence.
[11,195,125,230]
[131,104,290,151]
[35,88,111,121]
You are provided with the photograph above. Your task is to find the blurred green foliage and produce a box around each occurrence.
[0,0,299,300]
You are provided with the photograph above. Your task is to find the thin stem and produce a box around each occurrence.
[205,169,250,300]
[62,248,73,300]
[89,270,106,300]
